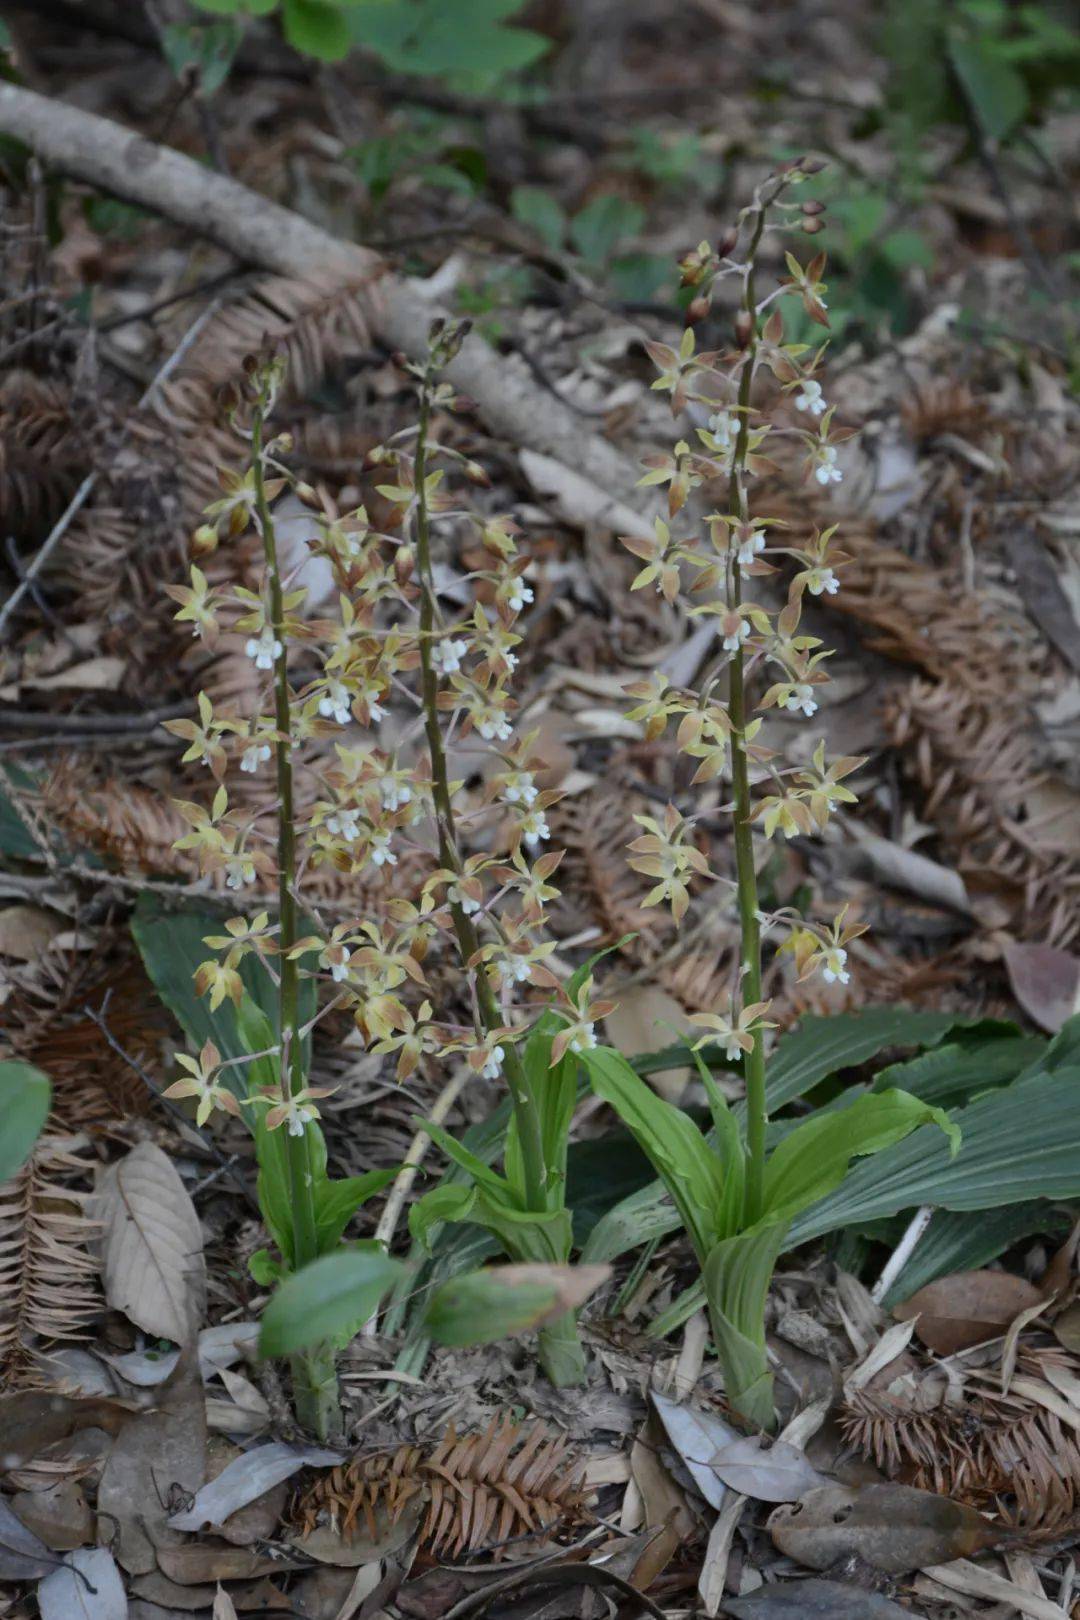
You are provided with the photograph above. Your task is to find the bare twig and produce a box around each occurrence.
[0,84,640,503]
[0,699,194,734]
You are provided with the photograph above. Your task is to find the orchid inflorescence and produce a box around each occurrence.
[622,156,868,1045]
[162,328,594,1139]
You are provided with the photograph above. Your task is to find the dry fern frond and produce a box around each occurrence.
[295,1417,588,1558]
[0,370,96,540]
[53,274,374,646]
[900,378,992,446]
[827,530,1031,699]
[44,760,192,877]
[843,1343,1080,1538]
[171,272,374,405]
[3,947,165,1129]
[887,679,1080,946]
[0,1136,101,1387]
[552,787,664,953]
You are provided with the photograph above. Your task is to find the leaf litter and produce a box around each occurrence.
[2,1,1080,1615]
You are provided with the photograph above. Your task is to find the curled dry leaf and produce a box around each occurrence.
[38,1546,127,1620]
[9,1478,94,1551]
[721,1577,916,1620]
[0,1391,139,1473]
[894,1269,1045,1355]
[1004,942,1080,1035]
[768,1482,1000,1573]
[709,1436,829,1503]
[167,1441,341,1532]
[96,1141,206,1345]
[0,1493,58,1581]
[650,1389,735,1511]
[97,1354,206,1576]
[156,1543,303,1585]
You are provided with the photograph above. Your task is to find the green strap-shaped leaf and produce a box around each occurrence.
[871,1037,1043,1107]
[791,1065,1080,1245]
[588,1009,978,1266]
[761,1088,959,1225]
[0,1061,51,1182]
[704,1221,789,1430]
[581,1046,727,1261]
[259,1246,405,1357]
[313,1168,401,1254]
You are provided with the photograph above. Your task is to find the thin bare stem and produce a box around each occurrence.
[412,373,547,1212]
[251,395,319,1270]
[726,205,768,1226]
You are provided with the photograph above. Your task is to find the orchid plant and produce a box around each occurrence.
[576,159,959,1429]
[161,327,604,1426]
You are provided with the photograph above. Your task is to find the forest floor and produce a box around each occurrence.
[1,2,1079,1617]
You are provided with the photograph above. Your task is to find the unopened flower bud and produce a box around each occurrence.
[686,293,711,325]
[716,226,738,259]
[295,481,318,505]
[802,216,824,234]
[801,199,826,216]
[464,460,490,486]
[734,309,755,348]
[190,524,218,559]
[394,544,414,585]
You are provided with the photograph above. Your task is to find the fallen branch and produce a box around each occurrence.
[0,84,640,502]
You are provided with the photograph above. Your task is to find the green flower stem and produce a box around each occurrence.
[727,205,768,1227]
[412,370,584,1387]
[412,380,547,1213]
[252,395,331,1434]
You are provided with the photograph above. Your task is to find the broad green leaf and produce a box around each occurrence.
[348,0,550,84]
[259,1247,404,1356]
[131,892,315,1096]
[790,1065,1080,1245]
[570,195,645,267]
[580,1178,685,1267]
[757,1008,962,1113]
[409,1183,477,1253]
[425,1268,561,1347]
[510,185,565,252]
[582,1046,727,1260]
[313,1168,400,1254]
[282,0,351,59]
[704,1221,788,1430]
[761,1089,959,1224]
[871,1036,1043,1107]
[0,1061,51,1182]
[1027,1013,1080,1076]
[949,36,1029,140]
